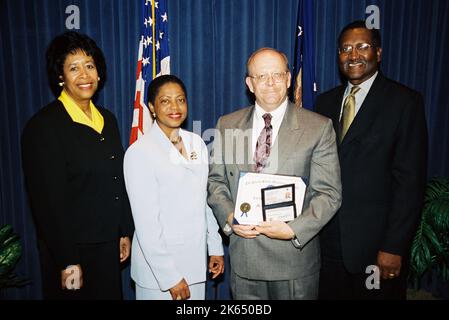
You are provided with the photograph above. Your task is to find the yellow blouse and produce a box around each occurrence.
[58,90,104,134]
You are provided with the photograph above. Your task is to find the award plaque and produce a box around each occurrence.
[234,172,306,224]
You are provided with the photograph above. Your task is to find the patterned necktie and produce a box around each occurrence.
[254,113,272,173]
[340,86,361,142]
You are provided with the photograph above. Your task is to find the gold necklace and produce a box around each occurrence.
[170,135,182,145]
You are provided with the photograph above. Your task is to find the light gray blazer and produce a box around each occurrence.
[208,102,342,281]
[124,122,223,291]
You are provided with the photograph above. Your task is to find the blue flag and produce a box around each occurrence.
[293,0,316,110]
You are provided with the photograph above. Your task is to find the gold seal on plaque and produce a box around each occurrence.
[240,202,251,213]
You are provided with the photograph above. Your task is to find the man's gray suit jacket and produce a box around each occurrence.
[208,102,342,281]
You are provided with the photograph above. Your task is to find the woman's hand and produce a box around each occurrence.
[169,278,190,300]
[119,236,131,262]
[209,255,225,279]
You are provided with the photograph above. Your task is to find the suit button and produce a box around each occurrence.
[113,176,118,181]
[110,155,115,160]
[230,172,234,176]
[100,137,105,142]
[115,196,119,201]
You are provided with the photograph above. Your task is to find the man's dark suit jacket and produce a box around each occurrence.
[22,100,134,271]
[315,73,428,273]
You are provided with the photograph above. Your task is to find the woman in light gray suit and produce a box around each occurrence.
[124,75,224,300]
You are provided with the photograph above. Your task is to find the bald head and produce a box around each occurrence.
[246,48,289,76]
[245,47,292,112]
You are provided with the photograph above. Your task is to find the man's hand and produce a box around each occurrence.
[209,255,225,279]
[61,264,83,290]
[377,251,402,280]
[169,278,190,300]
[120,236,131,262]
[255,221,295,240]
[227,212,260,239]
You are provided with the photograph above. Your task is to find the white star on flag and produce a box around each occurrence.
[130,0,171,145]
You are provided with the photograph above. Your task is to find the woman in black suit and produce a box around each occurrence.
[21,31,134,299]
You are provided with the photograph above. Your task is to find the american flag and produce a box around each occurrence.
[293,0,316,109]
[130,0,170,144]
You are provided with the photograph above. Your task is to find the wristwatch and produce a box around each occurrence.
[291,234,301,248]
[223,223,233,236]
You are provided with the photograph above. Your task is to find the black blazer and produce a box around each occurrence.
[22,100,134,270]
[315,73,428,273]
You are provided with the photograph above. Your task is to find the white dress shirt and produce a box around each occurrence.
[251,98,288,154]
[339,71,378,120]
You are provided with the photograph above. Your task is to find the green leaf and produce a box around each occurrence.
[0,225,13,245]
[0,224,28,288]
[0,241,22,271]
[410,177,449,285]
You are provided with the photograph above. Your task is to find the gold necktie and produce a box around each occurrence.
[340,86,360,142]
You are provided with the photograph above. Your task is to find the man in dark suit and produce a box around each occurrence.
[315,21,428,299]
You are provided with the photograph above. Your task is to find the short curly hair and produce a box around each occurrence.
[338,20,382,48]
[46,31,107,97]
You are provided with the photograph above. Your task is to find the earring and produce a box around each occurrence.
[58,81,64,87]
[152,112,156,118]
[98,77,100,81]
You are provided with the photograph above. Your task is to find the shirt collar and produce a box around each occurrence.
[254,98,288,120]
[346,71,378,95]
[58,90,104,134]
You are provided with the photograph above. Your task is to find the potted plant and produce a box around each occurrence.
[0,224,29,288]
[410,177,449,289]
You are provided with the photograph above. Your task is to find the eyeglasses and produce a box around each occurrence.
[248,71,288,83]
[338,43,374,55]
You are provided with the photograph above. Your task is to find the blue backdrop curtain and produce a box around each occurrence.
[169,0,299,133]
[1,0,448,299]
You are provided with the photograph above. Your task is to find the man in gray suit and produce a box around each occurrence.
[207,48,342,299]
